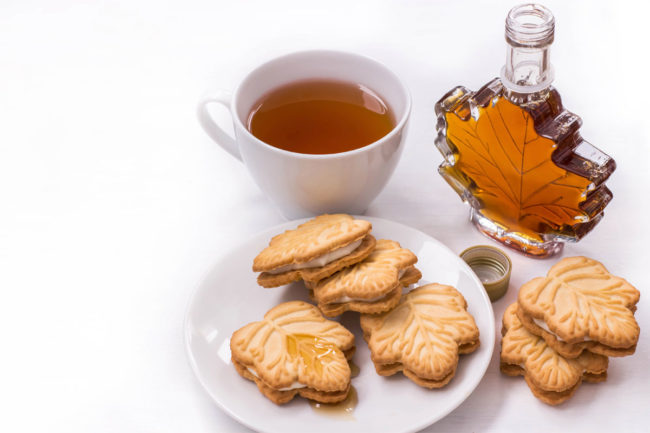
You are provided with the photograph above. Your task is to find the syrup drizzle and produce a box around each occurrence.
[285,334,342,375]
[309,386,358,420]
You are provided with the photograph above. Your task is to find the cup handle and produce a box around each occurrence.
[197,91,242,161]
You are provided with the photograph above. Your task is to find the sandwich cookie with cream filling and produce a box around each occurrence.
[307,239,421,317]
[517,256,640,358]
[230,301,355,405]
[360,284,480,388]
[254,214,375,288]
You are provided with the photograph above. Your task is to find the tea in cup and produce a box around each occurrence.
[197,50,411,219]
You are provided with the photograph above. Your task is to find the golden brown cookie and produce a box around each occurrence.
[518,256,640,349]
[516,305,637,358]
[360,284,480,388]
[232,359,351,404]
[500,363,607,405]
[257,235,376,288]
[254,214,374,288]
[230,301,355,405]
[309,266,421,317]
[308,239,420,317]
[398,266,423,286]
[500,303,608,405]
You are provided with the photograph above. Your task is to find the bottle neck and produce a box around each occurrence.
[500,4,555,95]
[502,44,553,91]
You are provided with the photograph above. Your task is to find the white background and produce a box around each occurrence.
[1,0,649,432]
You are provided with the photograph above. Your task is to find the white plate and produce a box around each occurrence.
[184,216,494,433]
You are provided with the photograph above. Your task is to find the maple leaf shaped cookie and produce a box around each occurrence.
[501,303,608,405]
[230,301,355,404]
[516,306,637,358]
[254,214,375,288]
[253,214,371,271]
[518,256,640,348]
[360,284,479,388]
[309,239,420,316]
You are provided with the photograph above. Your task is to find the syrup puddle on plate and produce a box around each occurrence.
[309,386,357,420]
[309,361,359,420]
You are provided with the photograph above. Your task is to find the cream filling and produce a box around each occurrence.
[335,292,390,304]
[533,318,593,342]
[246,367,306,391]
[267,239,363,274]
[331,269,406,303]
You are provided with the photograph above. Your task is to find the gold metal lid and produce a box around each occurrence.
[460,245,512,302]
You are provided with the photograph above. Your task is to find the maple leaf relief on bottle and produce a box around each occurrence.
[434,3,615,258]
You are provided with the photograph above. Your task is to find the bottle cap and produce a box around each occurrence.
[460,245,512,302]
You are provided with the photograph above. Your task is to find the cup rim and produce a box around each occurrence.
[231,49,412,160]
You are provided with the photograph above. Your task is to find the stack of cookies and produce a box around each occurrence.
[232,214,481,404]
[501,256,640,405]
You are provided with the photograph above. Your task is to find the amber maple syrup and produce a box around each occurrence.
[309,386,358,420]
[286,334,344,375]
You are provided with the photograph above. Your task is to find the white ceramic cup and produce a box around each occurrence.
[197,50,411,219]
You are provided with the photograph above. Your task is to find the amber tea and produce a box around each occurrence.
[247,79,395,154]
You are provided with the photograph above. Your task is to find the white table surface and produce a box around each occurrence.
[2,0,649,432]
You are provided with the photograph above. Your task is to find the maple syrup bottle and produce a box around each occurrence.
[434,3,615,258]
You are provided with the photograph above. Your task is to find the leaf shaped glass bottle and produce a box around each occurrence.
[434,3,615,258]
